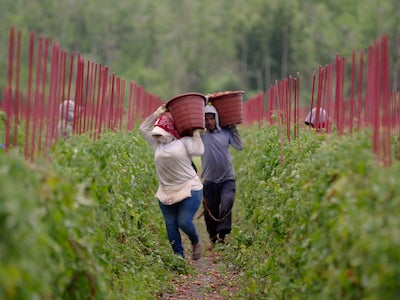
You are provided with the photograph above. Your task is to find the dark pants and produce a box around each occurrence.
[203,180,236,243]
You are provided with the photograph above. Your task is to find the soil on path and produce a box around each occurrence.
[158,218,240,299]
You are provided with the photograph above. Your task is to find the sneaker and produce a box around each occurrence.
[210,235,218,244]
[192,242,202,260]
[216,237,225,244]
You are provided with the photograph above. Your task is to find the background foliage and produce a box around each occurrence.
[230,126,400,299]
[1,124,400,298]
[1,0,399,100]
[0,129,191,299]
[1,0,400,297]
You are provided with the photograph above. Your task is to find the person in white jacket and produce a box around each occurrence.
[57,100,75,139]
[304,107,327,129]
[140,104,204,260]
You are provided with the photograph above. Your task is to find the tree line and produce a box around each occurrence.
[0,0,399,101]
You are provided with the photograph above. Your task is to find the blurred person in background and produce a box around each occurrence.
[57,100,75,139]
[140,104,204,260]
[200,103,243,246]
[304,107,327,129]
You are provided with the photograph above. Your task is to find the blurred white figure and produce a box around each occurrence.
[305,107,327,129]
[57,100,75,139]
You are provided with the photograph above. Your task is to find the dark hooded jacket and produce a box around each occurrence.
[201,105,243,183]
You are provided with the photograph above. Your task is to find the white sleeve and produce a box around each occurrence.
[180,136,204,156]
[139,112,159,150]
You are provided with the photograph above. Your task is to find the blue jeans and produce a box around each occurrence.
[158,190,202,257]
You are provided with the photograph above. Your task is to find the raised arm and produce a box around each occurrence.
[229,125,244,150]
[139,104,167,149]
[181,129,205,157]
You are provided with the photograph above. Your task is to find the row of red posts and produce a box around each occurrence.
[244,34,399,166]
[1,27,164,161]
[1,26,399,166]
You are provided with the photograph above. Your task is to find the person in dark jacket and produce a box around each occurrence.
[200,104,243,245]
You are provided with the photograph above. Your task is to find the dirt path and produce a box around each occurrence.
[158,218,240,299]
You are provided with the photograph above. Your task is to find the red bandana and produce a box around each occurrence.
[154,114,180,139]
